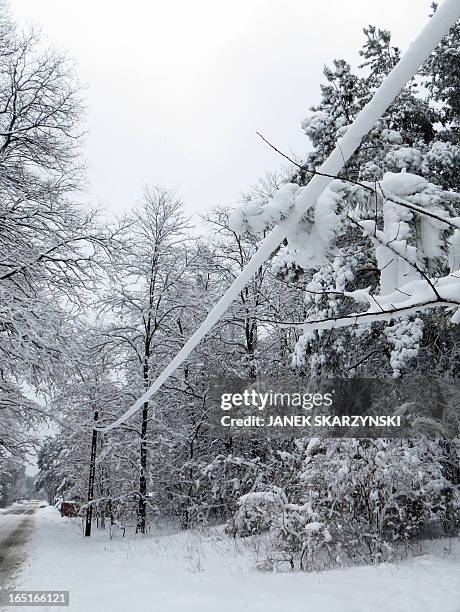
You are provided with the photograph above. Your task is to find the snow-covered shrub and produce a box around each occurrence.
[232,488,287,537]
[231,438,460,571]
[267,495,333,571]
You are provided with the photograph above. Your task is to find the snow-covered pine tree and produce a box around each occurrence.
[232,22,460,379]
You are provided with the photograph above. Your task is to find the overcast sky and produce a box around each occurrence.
[12,0,433,218]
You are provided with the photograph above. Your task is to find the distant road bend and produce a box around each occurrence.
[0,501,39,587]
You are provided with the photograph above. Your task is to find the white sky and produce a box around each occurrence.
[11,0,433,218]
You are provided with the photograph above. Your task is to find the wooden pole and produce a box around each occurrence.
[84,410,99,537]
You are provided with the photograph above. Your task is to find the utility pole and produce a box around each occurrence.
[84,410,99,537]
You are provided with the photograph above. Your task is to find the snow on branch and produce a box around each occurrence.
[277,282,460,332]
[231,165,460,332]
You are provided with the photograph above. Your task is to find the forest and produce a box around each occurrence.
[1,0,460,576]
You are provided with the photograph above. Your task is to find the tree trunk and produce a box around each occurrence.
[136,401,148,534]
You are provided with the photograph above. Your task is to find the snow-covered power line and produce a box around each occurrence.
[99,0,460,433]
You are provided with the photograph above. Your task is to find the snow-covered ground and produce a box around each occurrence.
[5,506,460,612]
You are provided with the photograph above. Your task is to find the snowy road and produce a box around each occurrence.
[0,501,38,587]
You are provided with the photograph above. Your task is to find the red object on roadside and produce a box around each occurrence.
[60,501,78,517]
